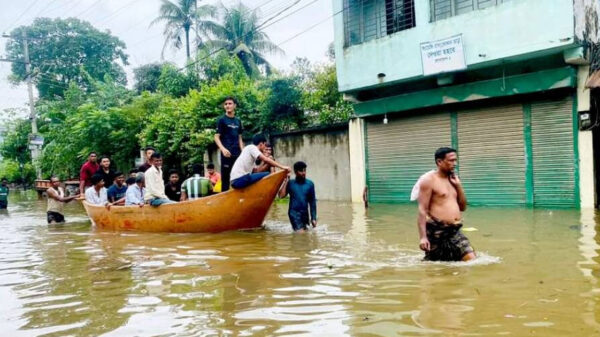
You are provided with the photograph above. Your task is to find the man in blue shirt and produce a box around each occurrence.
[278,161,317,232]
[107,171,127,205]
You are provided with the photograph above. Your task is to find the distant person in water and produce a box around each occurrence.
[278,161,317,232]
[144,152,175,206]
[230,134,290,189]
[138,146,156,173]
[0,178,9,209]
[46,176,79,224]
[79,151,99,194]
[417,147,475,262]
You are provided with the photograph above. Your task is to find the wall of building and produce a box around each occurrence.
[271,125,351,201]
[577,65,596,208]
[574,0,600,43]
[333,0,576,92]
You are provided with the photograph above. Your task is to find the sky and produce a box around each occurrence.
[0,0,335,117]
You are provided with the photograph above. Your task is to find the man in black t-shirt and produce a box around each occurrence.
[214,96,244,191]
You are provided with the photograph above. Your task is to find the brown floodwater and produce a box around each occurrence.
[0,191,599,336]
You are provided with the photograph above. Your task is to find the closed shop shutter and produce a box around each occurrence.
[366,113,451,203]
[531,97,576,207]
[457,105,527,205]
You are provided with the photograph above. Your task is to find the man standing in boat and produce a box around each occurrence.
[79,151,99,195]
[138,146,155,173]
[230,134,290,189]
[47,176,79,224]
[417,147,476,262]
[214,96,244,192]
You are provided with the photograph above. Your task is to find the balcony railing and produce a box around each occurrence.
[343,0,415,47]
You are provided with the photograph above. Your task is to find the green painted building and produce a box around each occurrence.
[334,0,600,208]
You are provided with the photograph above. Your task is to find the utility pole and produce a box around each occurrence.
[1,32,43,179]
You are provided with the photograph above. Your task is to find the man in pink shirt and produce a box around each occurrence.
[79,152,99,194]
[205,163,221,189]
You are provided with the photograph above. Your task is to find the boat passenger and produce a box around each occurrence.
[125,173,145,207]
[0,178,9,209]
[165,169,182,201]
[278,161,317,232]
[205,163,221,192]
[128,168,139,179]
[79,151,99,195]
[254,143,276,174]
[138,146,156,173]
[230,134,290,190]
[46,176,79,224]
[95,155,116,188]
[214,96,244,192]
[144,152,175,206]
[85,174,112,209]
[417,147,476,262]
[107,171,127,205]
[181,164,211,201]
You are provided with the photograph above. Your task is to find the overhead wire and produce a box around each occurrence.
[2,0,43,33]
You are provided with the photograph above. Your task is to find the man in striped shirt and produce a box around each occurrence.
[181,164,211,201]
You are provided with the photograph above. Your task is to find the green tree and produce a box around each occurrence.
[5,17,128,99]
[0,118,35,184]
[206,3,283,76]
[157,63,199,97]
[152,0,218,60]
[301,63,352,125]
[133,63,164,93]
[260,76,305,132]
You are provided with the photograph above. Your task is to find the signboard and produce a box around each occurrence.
[420,35,466,76]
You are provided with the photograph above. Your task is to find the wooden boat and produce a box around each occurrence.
[81,171,287,233]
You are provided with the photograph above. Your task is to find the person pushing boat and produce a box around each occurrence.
[417,147,475,262]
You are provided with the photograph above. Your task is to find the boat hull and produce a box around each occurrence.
[82,171,287,233]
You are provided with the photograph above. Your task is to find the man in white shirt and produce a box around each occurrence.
[144,152,175,206]
[230,134,290,189]
[125,173,146,206]
[85,174,111,209]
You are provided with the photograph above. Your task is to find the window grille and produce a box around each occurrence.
[343,0,415,47]
[431,0,511,21]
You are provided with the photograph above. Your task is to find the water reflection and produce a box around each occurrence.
[0,192,599,336]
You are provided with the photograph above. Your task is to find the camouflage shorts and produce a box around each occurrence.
[425,219,474,261]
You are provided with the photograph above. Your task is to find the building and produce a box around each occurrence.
[334,0,600,208]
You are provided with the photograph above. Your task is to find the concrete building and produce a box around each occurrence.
[334,0,600,208]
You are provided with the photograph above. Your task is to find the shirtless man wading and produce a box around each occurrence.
[417,147,476,262]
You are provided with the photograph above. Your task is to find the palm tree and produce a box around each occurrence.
[151,0,217,61]
[205,3,283,76]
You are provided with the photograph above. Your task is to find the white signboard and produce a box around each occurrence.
[420,35,466,76]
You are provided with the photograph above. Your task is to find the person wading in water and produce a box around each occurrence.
[416,147,476,262]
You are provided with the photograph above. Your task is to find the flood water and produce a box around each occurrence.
[0,191,599,336]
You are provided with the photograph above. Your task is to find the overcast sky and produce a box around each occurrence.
[0,0,335,116]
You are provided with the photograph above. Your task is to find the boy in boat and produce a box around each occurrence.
[278,161,317,232]
[205,163,221,192]
[165,169,182,201]
[85,174,112,209]
[214,96,244,192]
[417,147,475,262]
[144,152,175,206]
[95,155,116,188]
[138,146,156,173]
[254,143,276,173]
[125,173,145,206]
[46,176,79,224]
[107,171,127,205]
[230,134,290,189]
[181,164,211,201]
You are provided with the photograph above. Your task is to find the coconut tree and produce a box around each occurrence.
[205,3,283,76]
[151,0,217,61]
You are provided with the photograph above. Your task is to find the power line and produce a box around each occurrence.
[2,0,43,33]
[95,0,145,26]
[73,0,103,18]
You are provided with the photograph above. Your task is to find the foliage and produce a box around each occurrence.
[6,17,128,99]
[198,50,248,83]
[0,118,32,168]
[205,3,283,77]
[260,76,305,132]
[157,63,199,97]
[140,77,265,167]
[0,159,35,184]
[133,63,164,93]
[151,0,218,60]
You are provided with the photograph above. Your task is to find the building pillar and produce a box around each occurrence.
[577,65,596,208]
[349,118,366,203]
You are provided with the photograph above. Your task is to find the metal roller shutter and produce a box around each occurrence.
[457,105,527,205]
[531,97,576,207]
[366,113,452,203]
